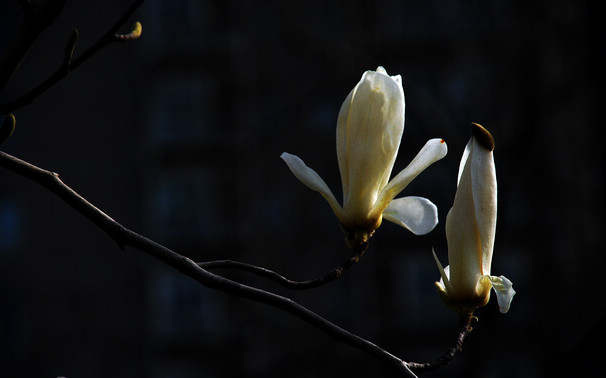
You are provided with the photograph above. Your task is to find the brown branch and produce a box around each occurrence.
[407,312,476,372]
[68,0,144,70]
[0,0,144,114]
[0,150,417,378]
[114,21,142,42]
[0,0,67,91]
[198,245,366,290]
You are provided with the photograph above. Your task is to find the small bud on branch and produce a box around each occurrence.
[114,22,142,42]
[63,29,79,64]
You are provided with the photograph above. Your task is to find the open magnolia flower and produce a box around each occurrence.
[281,67,447,248]
[433,123,515,315]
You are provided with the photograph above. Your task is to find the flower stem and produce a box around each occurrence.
[407,312,476,371]
[199,244,367,290]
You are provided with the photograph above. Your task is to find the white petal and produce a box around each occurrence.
[470,136,497,274]
[336,67,405,219]
[383,196,438,235]
[372,138,447,215]
[445,148,484,293]
[432,250,454,294]
[457,138,473,185]
[488,275,515,314]
[280,152,344,219]
[375,66,387,74]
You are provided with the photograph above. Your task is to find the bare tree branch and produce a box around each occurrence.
[408,312,476,372]
[68,0,144,69]
[198,244,367,289]
[0,3,479,374]
[0,0,67,91]
[0,149,418,378]
[0,0,144,114]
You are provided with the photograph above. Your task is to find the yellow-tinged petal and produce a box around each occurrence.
[336,67,404,223]
[470,124,497,275]
[281,66,448,248]
[436,124,513,315]
[445,137,484,301]
[449,125,496,296]
[372,138,447,220]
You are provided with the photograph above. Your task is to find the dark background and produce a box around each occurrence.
[1,0,603,377]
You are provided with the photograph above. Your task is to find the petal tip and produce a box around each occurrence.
[471,123,494,151]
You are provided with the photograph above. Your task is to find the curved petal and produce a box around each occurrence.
[383,196,439,235]
[371,138,447,216]
[280,152,345,220]
[457,138,473,185]
[470,131,497,275]
[432,249,453,294]
[487,275,515,314]
[446,148,483,298]
[336,67,405,219]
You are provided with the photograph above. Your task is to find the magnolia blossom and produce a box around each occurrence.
[433,123,515,315]
[281,67,447,248]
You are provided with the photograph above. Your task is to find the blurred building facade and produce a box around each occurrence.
[1,1,603,377]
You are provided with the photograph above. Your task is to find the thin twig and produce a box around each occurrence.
[0,0,144,113]
[69,0,144,69]
[114,22,142,42]
[407,312,476,371]
[198,247,366,290]
[0,150,417,378]
[0,0,67,91]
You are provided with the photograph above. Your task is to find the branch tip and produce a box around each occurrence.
[471,123,494,151]
[114,21,142,42]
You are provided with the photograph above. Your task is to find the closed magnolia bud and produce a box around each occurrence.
[434,123,515,315]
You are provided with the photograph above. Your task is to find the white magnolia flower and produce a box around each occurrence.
[433,123,515,315]
[281,67,447,248]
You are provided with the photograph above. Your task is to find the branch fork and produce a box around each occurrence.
[0,1,482,375]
